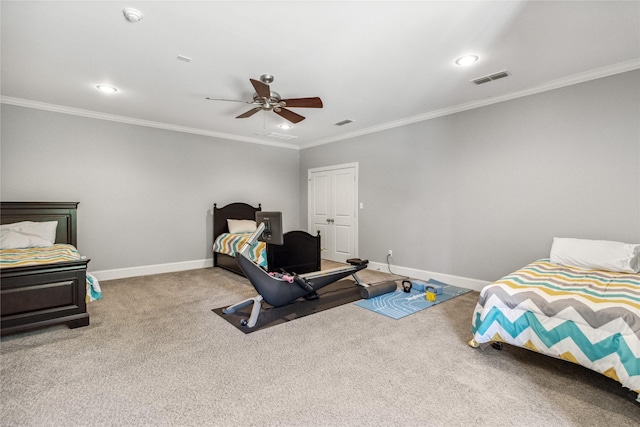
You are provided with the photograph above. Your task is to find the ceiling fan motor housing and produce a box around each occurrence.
[253,91,283,110]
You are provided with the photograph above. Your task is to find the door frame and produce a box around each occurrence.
[307,162,359,260]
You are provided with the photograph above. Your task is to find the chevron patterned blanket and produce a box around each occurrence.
[469,259,640,393]
[213,233,267,268]
[0,243,81,268]
[0,244,102,302]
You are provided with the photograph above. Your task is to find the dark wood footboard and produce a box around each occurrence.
[0,202,90,336]
[1,260,90,336]
[268,230,321,274]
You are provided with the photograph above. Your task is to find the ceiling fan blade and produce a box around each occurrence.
[206,97,253,104]
[275,108,305,123]
[236,107,262,119]
[250,78,271,99]
[281,97,323,108]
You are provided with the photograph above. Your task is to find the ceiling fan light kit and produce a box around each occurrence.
[207,74,323,124]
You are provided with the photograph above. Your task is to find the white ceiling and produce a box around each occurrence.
[2,1,639,149]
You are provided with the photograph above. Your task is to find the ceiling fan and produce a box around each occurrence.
[206,74,323,124]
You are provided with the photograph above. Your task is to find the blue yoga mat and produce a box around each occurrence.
[355,278,471,320]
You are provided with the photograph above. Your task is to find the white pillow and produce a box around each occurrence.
[550,237,640,274]
[227,219,257,234]
[0,221,59,249]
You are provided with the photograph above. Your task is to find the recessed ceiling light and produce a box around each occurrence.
[279,124,291,129]
[455,55,479,66]
[96,85,118,94]
[123,8,143,23]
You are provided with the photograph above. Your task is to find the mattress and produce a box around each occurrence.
[469,259,640,393]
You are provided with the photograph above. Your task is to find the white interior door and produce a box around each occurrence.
[308,163,358,263]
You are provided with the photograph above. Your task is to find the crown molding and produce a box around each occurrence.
[300,58,640,149]
[0,96,300,150]
[3,59,638,151]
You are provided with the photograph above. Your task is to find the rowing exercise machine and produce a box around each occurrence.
[222,211,387,328]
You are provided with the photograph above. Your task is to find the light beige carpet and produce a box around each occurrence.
[1,264,639,426]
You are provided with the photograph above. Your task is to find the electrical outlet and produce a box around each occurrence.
[388,249,393,257]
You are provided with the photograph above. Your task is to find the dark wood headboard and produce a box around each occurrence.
[0,202,79,247]
[212,202,261,240]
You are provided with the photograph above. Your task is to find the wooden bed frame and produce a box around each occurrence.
[1,202,90,336]
[213,202,321,276]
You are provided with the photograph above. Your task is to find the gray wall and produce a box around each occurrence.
[1,105,301,272]
[2,71,638,281]
[300,70,640,281]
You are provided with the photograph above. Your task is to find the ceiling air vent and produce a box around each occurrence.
[471,70,510,85]
[334,119,354,126]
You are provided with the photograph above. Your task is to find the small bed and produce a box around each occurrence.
[469,238,640,398]
[212,202,321,276]
[0,202,100,336]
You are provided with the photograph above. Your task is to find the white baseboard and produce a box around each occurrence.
[91,258,488,292]
[91,258,214,281]
[366,261,489,292]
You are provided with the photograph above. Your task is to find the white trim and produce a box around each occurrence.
[366,261,489,292]
[90,258,213,282]
[89,256,489,292]
[299,59,640,149]
[307,162,359,174]
[0,96,299,150]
